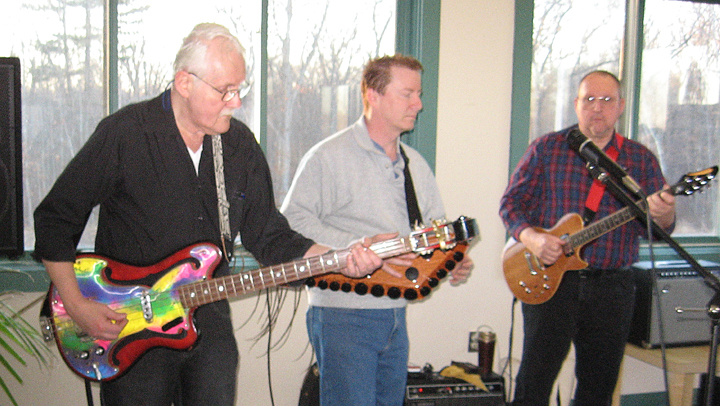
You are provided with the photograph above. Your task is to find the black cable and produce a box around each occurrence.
[265,290,276,406]
[645,197,672,406]
[85,380,94,406]
[502,296,518,403]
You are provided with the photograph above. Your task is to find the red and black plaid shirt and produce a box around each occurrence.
[499,125,671,270]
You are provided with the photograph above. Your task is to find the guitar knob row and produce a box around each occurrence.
[305,253,460,300]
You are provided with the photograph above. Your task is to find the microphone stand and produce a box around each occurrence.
[586,164,720,406]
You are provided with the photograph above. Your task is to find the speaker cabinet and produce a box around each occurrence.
[629,260,720,348]
[405,372,505,406]
[0,57,23,258]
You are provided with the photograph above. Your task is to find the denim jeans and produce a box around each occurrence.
[512,270,636,406]
[307,306,409,406]
[100,300,239,406]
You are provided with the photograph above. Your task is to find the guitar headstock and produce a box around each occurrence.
[452,216,479,243]
[409,216,478,255]
[670,166,718,196]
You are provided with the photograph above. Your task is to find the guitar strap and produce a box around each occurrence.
[211,134,232,261]
[582,132,624,223]
[399,145,423,228]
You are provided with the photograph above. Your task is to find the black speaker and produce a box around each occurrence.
[629,260,720,348]
[0,57,23,258]
[405,372,506,406]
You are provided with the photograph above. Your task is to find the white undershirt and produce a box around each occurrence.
[187,144,203,174]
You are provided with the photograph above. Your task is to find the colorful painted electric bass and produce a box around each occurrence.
[39,216,476,382]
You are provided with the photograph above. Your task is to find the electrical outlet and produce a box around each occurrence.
[468,331,480,352]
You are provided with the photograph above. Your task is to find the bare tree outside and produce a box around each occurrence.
[265,0,395,204]
[639,0,720,235]
[13,0,104,248]
[1,0,396,249]
[532,0,720,236]
[531,0,624,142]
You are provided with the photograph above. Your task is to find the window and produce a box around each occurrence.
[528,0,625,142]
[515,0,720,240]
[1,0,423,253]
[264,0,396,203]
[638,0,720,235]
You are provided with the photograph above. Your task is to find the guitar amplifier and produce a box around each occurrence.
[629,260,720,348]
[405,372,505,406]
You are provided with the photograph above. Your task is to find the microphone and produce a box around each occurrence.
[566,128,643,196]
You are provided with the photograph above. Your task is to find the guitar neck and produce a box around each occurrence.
[568,200,647,249]
[565,166,720,249]
[178,236,415,308]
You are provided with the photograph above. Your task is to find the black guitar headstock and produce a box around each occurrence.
[671,166,718,196]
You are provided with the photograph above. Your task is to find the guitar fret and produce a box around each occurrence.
[216,279,226,300]
[209,281,217,303]
[200,281,210,305]
[264,266,273,288]
[178,286,188,308]
[572,198,649,249]
[244,271,255,290]
[187,285,198,308]
[278,263,289,284]
[240,273,250,292]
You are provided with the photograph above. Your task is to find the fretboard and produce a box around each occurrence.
[178,236,415,308]
[568,201,647,249]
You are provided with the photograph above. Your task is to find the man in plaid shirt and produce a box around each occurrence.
[500,70,676,406]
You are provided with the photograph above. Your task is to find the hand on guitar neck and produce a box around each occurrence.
[307,233,400,279]
[646,184,676,229]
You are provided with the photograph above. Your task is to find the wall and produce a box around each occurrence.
[0,1,668,405]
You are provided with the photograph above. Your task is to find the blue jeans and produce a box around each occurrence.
[307,306,409,406]
[512,270,636,406]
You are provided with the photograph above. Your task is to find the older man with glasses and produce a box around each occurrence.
[34,22,385,406]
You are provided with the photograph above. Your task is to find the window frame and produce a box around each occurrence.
[509,0,720,263]
[103,0,440,166]
[0,0,442,291]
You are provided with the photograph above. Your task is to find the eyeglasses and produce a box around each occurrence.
[189,72,251,102]
[581,96,616,106]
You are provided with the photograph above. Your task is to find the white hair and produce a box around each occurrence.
[173,23,246,76]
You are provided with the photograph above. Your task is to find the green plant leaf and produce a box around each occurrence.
[0,293,53,405]
[0,374,19,406]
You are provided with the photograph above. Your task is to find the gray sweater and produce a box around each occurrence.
[281,116,445,309]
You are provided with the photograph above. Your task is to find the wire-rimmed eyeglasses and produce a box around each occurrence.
[189,72,251,102]
[581,96,616,105]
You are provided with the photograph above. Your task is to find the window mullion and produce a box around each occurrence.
[104,0,119,115]
[619,0,645,141]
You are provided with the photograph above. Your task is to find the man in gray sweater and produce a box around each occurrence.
[282,54,473,406]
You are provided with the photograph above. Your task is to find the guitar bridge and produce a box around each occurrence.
[141,291,154,322]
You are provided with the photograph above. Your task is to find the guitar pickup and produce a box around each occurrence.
[524,251,545,275]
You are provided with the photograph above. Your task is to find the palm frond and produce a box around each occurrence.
[0,293,53,406]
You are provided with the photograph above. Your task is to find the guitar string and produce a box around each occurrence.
[47,232,451,336]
